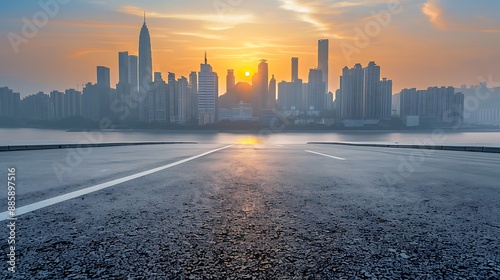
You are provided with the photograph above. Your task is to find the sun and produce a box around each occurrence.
[245,71,250,77]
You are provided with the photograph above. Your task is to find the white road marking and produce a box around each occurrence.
[0,145,233,221]
[305,150,346,161]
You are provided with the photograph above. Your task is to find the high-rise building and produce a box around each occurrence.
[97,66,110,88]
[117,52,131,120]
[118,52,129,85]
[94,66,112,120]
[64,89,82,118]
[177,76,189,124]
[226,69,235,93]
[338,62,392,120]
[50,90,65,119]
[198,53,218,125]
[138,13,152,121]
[278,79,302,113]
[340,64,364,119]
[189,71,198,122]
[126,54,139,122]
[269,75,276,108]
[128,55,138,94]
[0,87,21,119]
[400,86,462,125]
[252,59,269,115]
[308,69,326,111]
[326,91,334,111]
[379,78,393,120]
[21,92,50,120]
[318,39,329,94]
[148,72,168,123]
[168,72,177,122]
[82,81,111,121]
[291,57,299,82]
[364,61,381,119]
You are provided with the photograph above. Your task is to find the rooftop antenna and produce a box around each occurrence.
[144,11,146,23]
[204,51,207,64]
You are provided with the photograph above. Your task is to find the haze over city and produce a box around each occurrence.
[2,0,500,96]
[1,1,500,279]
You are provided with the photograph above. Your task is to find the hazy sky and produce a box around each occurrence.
[1,0,500,97]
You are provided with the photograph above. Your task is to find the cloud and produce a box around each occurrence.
[277,0,394,35]
[173,32,227,40]
[118,5,255,24]
[422,0,500,32]
[422,0,446,30]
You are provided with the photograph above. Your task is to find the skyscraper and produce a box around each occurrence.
[318,39,329,94]
[94,66,111,120]
[0,87,21,119]
[168,72,177,122]
[96,66,110,88]
[117,52,131,117]
[340,64,364,119]
[128,55,138,94]
[64,89,82,118]
[364,61,381,119]
[123,54,139,122]
[177,76,189,124]
[291,57,298,82]
[308,69,326,111]
[198,53,218,125]
[269,75,276,108]
[139,13,152,90]
[50,90,65,119]
[379,78,393,120]
[252,59,269,115]
[339,62,392,120]
[21,92,50,120]
[118,52,129,85]
[189,71,198,122]
[138,13,152,121]
[148,72,168,123]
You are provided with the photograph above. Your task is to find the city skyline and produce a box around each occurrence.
[1,0,500,97]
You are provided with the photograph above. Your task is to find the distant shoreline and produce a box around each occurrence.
[1,126,500,134]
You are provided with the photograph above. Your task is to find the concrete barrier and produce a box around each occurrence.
[0,142,197,153]
[465,146,484,152]
[28,145,45,150]
[396,145,414,148]
[414,145,442,150]
[42,145,60,149]
[483,147,500,153]
[8,146,27,151]
[308,142,500,154]
[442,146,467,151]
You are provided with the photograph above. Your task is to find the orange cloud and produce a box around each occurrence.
[422,0,447,30]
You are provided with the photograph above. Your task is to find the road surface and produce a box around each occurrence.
[1,143,499,279]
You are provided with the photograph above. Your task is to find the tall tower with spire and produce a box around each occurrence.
[138,12,152,120]
[198,52,218,125]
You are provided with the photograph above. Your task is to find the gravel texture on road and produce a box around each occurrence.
[1,145,499,279]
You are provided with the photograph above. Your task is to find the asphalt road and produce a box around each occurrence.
[1,143,499,279]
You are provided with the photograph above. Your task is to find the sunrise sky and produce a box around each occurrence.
[1,0,499,97]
